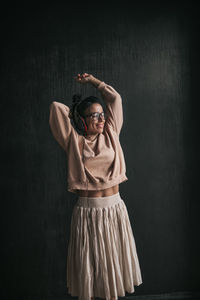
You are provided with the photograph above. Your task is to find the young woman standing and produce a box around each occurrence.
[49,73,143,300]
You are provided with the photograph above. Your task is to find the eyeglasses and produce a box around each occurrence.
[85,112,106,121]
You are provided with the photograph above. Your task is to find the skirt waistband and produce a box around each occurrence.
[76,192,122,208]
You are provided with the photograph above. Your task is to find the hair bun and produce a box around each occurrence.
[72,94,82,104]
[69,94,82,120]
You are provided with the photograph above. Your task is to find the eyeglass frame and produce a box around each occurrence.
[84,111,106,121]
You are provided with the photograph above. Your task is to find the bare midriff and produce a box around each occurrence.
[76,184,119,197]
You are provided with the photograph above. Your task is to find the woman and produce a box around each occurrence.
[49,73,143,300]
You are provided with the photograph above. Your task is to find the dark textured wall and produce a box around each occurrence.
[1,2,199,299]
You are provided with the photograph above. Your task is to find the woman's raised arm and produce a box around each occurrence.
[49,101,72,151]
[74,73,123,135]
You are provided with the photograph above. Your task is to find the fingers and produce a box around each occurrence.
[73,73,90,82]
[74,74,81,81]
[74,73,89,78]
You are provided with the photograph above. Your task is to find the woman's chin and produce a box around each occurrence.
[97,128,104,133]
[88,127,104,135]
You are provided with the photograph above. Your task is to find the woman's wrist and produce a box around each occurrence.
[89,76,102,88]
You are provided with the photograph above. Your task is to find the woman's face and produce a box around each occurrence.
[83,103,105,136]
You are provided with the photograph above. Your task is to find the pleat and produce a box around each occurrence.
[66,195,143,300]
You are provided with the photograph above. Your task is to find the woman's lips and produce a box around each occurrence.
[97,124,104,128]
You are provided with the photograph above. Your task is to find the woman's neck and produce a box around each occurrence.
[85,133,99,141]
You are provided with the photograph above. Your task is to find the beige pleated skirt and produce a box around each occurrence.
[66,192,143,300]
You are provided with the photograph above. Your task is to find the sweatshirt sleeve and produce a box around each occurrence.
[49,101,72,151]
[97,81,123,135]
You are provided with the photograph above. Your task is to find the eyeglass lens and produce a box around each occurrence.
[92,112,105,120]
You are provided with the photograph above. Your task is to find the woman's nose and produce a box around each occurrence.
[98,114,104,121]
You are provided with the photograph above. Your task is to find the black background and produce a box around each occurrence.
[1,2,200,299]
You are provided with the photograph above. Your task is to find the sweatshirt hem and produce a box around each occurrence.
[67,175,128,194]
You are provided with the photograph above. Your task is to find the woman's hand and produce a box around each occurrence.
[74,73,102,87]
[74,73,94,84]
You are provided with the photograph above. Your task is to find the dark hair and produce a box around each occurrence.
[69,94,107,135]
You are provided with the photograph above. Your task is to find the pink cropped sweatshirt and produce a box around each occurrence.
[49,81,128,194]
